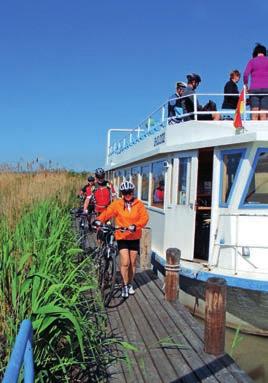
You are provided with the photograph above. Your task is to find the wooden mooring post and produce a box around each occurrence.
[204,277,227,356]
[165,248,181,301]
[140,227,152,270]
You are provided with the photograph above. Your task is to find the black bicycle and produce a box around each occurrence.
[93,224,128,306]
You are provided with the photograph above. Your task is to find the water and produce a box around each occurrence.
[225,328,268,383]
[195,317,268,382]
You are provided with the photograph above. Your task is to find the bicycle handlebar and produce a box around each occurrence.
[93,223,128,232]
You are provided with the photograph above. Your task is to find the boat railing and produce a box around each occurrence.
[3,319,34,383]
[212,213,268,274]
[107,89,268,161]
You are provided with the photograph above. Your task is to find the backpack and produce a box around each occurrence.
[92,181,112,208]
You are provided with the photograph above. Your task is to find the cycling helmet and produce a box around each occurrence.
[95,168,105,178]
[88,175,95,182]
[186,73,201,83]
[119,181,135,193]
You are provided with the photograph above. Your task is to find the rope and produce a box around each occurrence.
[165,264,180,272]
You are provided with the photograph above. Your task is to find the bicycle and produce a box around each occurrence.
[76,210,98,251]
[93,223,128,306]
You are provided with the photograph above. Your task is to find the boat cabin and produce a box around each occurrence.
[105,92,268,278]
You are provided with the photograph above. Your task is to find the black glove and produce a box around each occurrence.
[92,220,102,228]
[128,224,136,233]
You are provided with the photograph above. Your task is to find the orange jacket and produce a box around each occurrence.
[98,198,149,240]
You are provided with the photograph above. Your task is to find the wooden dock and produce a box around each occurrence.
[107,269,253,383]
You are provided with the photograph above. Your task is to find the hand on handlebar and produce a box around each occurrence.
[92,219,102,228]
[128,224,136,233]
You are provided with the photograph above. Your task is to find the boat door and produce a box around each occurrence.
[164,151,198,261]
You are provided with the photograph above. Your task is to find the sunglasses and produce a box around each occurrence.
[121,190,134,195]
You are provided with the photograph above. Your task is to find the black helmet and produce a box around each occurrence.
[87,175,95,182]
[95,168,105,178]
[187,73,201,84]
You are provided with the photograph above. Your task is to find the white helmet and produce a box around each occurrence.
[119,181,135,193]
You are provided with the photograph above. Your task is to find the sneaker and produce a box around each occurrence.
[128,284,135,295]
[121,285,129,298]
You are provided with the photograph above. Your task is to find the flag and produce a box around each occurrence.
[233,88,245,128]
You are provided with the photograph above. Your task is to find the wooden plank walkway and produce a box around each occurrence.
[107,269,253,383]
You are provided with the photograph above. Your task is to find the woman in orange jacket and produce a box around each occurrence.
[97,181,149,298]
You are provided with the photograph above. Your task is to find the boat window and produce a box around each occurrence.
[112,171,118,190]
[118,170,124,186]
[124,169,131,181]
[242,149,268,206]
[220,149,244,207]
[177,157,190,205]
[151,161,165,208]
[131,166,140,197]
[141,165,150,201]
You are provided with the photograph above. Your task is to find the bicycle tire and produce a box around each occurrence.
[99,250,117,306]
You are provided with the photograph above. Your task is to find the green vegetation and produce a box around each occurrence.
[0,172,122,382]
[0,199,117,381]
[230,326,244,357]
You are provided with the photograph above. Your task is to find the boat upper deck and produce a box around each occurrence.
[106,92,268,170]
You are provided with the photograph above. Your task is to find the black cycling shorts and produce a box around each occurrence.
[117,239,140,252]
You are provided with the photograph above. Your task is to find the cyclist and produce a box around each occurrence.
[79,175,95,199]
[83,168,116,215]
[95,181,149,298]
[79,175,95,212]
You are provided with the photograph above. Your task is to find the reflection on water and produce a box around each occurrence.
[225,328,268,383]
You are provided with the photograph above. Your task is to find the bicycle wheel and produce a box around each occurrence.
[78,218,85,249]
[99,250,117,306]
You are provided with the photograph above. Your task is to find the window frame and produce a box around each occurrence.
[140,164,150,203]
[131,166,140,198]
[151,160,166,209]
[177,156,191,205]
[240,147,268,209]
[219,148,246,208]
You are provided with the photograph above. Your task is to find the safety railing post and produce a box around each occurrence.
[147,117,151,132]
[161,106,165,122]
[193,94,198,120]
[243,84,247,124]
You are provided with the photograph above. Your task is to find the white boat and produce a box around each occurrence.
[104,90,268,335]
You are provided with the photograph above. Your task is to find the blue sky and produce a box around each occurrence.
[0,0,267,171]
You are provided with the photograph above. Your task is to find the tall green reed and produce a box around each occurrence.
[0,198,115,382]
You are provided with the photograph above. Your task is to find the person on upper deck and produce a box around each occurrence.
[168,81,187,123]
[222,70,241,110]
[243,43,268,120]
[181,73,202,120]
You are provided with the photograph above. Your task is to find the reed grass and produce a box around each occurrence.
[0,172,119,382]
[0,171,83,227]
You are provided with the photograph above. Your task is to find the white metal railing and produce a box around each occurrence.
[106,89,268,162]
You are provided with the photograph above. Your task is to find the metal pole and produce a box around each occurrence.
[161,106,165,122]
[193,94,198,121]
[243,84,247,126]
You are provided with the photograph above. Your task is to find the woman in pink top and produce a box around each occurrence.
[243,43,268,120]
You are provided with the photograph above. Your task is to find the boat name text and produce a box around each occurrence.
[154,133,165,147]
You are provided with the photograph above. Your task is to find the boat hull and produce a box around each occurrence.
[151,253,268,335]
[180,274,268,335]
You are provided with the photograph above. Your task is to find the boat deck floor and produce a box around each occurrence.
[106,269,253,383]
